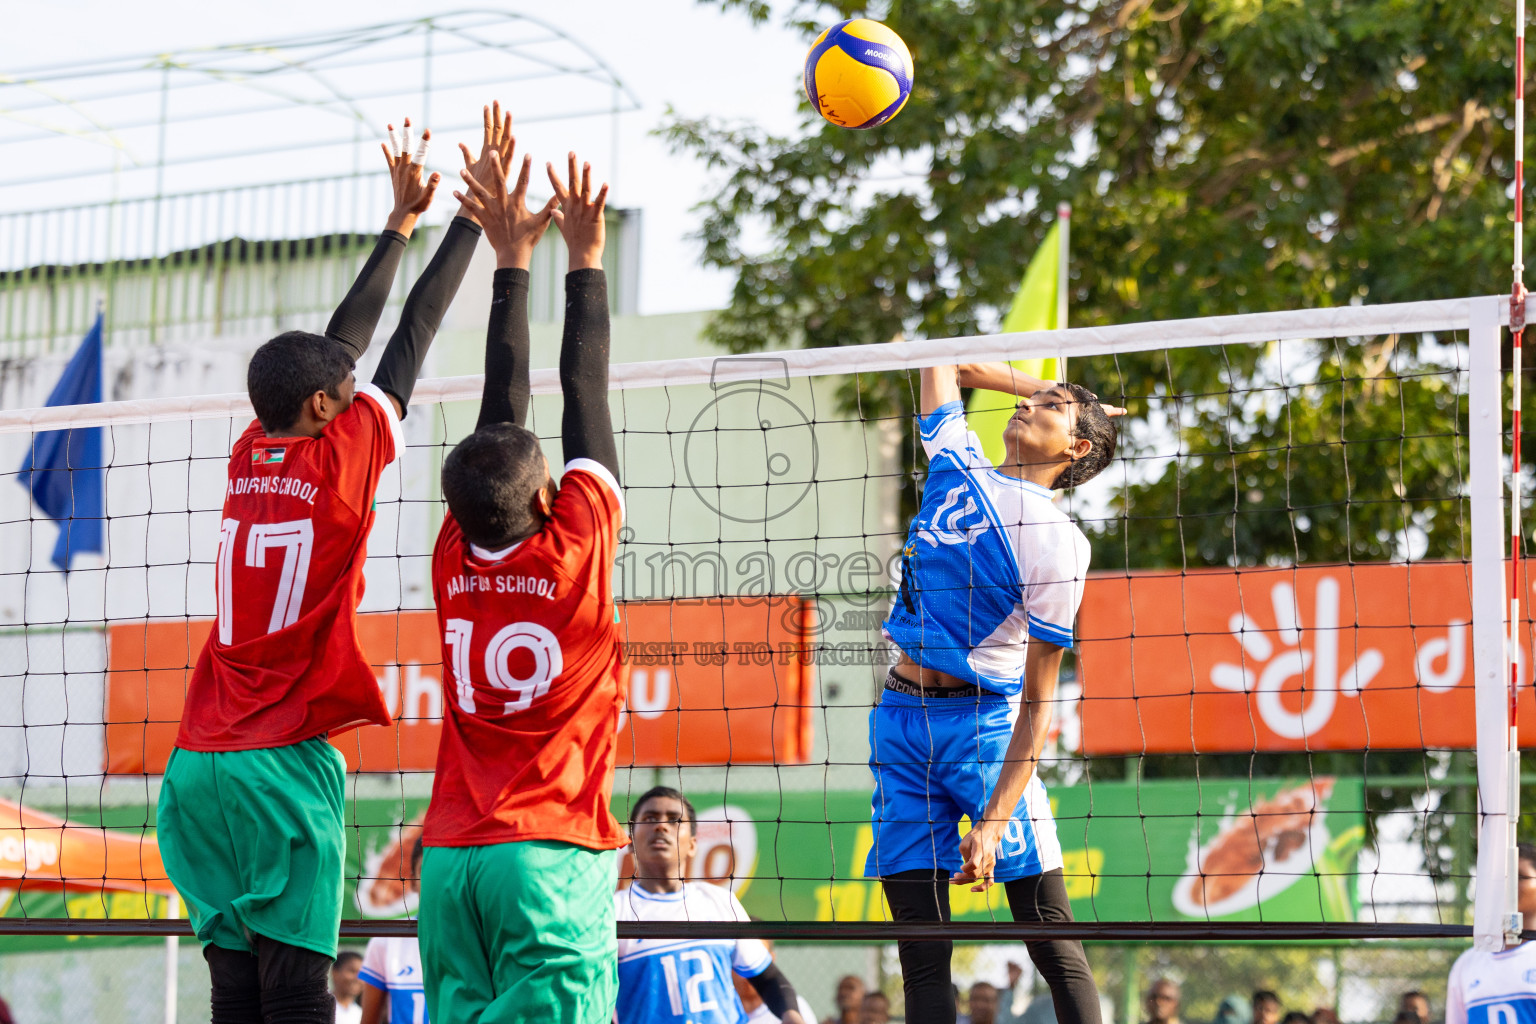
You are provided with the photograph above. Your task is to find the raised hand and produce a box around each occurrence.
[381,118,439,237]
[547,151,609,272]
[457,102,517,200]
[454,149,558,271]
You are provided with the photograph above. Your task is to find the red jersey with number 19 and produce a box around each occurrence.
[175,383,402,752]
[422,458,627,850]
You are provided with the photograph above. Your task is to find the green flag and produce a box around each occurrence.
[967,219,1063,467]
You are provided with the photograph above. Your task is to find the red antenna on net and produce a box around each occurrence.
[1508,0,1528,949]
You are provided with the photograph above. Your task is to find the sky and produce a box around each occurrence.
[0,0,814,316]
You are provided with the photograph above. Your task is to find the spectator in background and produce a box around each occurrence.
[1142,979,1182,1024]
[1280,1012,1312,1024]
[1399,992,1431,1024]
[825,976,866,1024]
[1253,991,1283,1024]
[962,982,1000,1024]
[1312,1008,1340,1024]
[860,991,891,1024]
[332,950,364,1024]
[0,994,13,1024]
[1214,996,1251,1024]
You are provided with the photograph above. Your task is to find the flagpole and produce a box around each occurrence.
[163,892,179,1024]
[1056,202,1070,333]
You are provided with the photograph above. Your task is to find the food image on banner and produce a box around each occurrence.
[1170,779,1358,921]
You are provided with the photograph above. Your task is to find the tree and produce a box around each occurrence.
[666,0,1515,567]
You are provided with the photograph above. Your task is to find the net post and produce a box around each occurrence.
[1510,0,1529,949]
[163,892,180,1024]
[1472,293,1516,950]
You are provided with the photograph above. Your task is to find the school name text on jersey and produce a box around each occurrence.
[228,474,320,505]
[443,572,558,601]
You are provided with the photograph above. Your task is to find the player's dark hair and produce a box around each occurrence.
[441,423,549,548]
[1519,841,1536,869]
[247,330,355,434]
[1253,992,1280,1006]
[631,786,698,837]
[334,950,362,969]
[1051,382,1117,490]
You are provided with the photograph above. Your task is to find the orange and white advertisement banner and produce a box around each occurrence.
[0,799,174,894]
[105,597,816,774]
[1077,561,1531,754]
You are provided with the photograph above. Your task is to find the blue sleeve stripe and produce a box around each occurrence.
[358,968,387,989]
[1028,615,1074,645]
[919,400,965,439]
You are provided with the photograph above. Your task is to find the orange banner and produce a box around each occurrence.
[1077,561,1535,754]
[105,597,816,774]
[0,799,174,894]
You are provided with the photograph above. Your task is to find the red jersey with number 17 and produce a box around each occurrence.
[422,458,627,849]
[175,383,402,752]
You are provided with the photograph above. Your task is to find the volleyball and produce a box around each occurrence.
[803,18,914,130]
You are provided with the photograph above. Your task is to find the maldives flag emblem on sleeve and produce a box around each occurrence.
[251,448,285,465]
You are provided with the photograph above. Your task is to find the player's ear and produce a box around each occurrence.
[1067,436,1091,461]
[530,485,554,522]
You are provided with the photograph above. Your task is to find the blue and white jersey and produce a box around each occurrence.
[1448,942,1536,1024]
[883,400,1090,695]
[359,936,428,1023]
[615,882,773,1024]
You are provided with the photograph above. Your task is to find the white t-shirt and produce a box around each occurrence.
[1447,941,1536,1024]
[335,1001,363,1024]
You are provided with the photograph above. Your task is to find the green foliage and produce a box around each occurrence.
[666,0,1513,567]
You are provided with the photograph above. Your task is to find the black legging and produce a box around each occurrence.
[205,937,335,1024]
[881,868,1101,1024]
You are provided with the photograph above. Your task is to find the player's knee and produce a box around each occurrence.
[204,945,262,1024]
[259,981,335,1024]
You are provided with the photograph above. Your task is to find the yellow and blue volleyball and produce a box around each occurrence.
[803,19,914,130]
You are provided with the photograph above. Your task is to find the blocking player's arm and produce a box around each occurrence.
[325,119,442,362]
[450,106,559,431]
[548,151,620,478]
[359,985,387,1024]
[919,364,1054,418]
[746,964,806,1024]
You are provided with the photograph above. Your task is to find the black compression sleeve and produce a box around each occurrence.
[747,964,801,1021]
[325,230,408,363]
[478,268,532,430]
[559,268,619,477]
[371,216,484,417]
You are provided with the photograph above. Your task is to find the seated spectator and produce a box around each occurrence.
[860,991,891,1024]
[1280,1012,1313,1024]
[1399,991,1430,1024]
[964,982,1000,1024]
[824,975,866,1024]
[1143,979,1182,1024]
[1253,991,1283,1024]
[332,950,364,1024]
[1214,996,1252,1024]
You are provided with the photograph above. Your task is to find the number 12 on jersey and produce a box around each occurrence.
[216,518,314,645]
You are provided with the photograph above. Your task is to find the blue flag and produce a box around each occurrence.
[18,314,105,571]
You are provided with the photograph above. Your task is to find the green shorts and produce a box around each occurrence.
[156,737,346,957]
[419,841,617,1024]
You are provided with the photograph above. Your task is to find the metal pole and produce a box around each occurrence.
[163,892,180,1024]
[1056,202,1070,331]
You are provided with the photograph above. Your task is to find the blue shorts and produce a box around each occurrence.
[865,685,1062,882]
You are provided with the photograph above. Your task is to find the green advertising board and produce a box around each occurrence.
[0,776,1363,951]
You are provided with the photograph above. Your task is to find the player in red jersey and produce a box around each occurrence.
[417,144,622,1024]
[157,108,514,1024]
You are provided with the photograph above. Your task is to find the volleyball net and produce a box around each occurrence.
[0,293,1521,948]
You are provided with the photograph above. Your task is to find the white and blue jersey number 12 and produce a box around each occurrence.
[657,951,721,1019]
